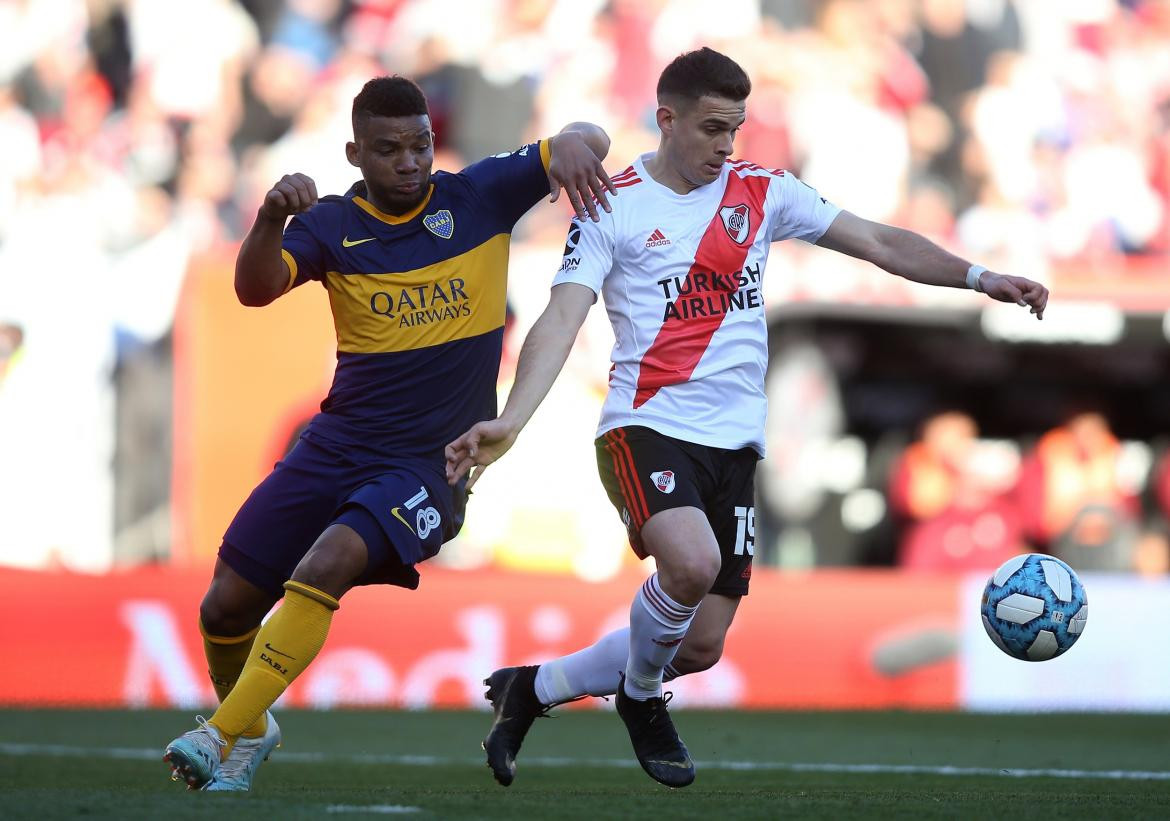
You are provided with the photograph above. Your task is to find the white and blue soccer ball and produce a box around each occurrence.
[980,553,1088,661]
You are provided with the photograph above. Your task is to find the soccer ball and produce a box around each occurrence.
[980,553,1088,661]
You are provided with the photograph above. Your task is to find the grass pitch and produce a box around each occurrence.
[1,709,1168,819]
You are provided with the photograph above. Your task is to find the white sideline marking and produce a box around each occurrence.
[2,742,1169,782]
[326,805,419,814]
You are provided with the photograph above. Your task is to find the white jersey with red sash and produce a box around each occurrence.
[552,153,841,455]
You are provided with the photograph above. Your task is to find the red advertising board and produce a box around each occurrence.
[0,566,959,709]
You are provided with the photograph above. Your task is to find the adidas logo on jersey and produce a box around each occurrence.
[645,228,671,248]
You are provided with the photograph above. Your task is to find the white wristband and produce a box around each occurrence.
[966,264,987,292]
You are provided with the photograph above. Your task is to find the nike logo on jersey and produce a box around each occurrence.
[390,506,415,534]
[342,235,376,247]
[645,228,671,248]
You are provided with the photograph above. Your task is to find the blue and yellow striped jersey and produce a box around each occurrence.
[279,140,551,459]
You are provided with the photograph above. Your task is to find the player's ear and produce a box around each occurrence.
[656,104,675,137]
[345,141,360,168]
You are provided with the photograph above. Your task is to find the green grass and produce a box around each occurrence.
[1,710,1168,819]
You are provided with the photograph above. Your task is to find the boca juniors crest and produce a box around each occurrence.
[719,203,751,244]
[423,209,455,239]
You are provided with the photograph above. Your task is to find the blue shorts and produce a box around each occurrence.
[220,431,465,597]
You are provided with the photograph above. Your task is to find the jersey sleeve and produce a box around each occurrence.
[767,173,842,244]
[551,214,613,295]
[460,139,552,229]
[280,210,328,293]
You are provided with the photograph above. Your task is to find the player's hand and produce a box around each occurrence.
[259,173,318,221]
[445,418,520,490]
[547,132,616,223]
[979,272,1049,320]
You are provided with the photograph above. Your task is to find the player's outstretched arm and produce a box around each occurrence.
[445,282,595,488]
[235,173,319,307]
[547,122,615,223]
[816,210,1049,319]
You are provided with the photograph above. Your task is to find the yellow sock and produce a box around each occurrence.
[209,581,339,750]
[199,620,267,739]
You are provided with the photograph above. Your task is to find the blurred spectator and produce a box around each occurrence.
[1015,408,1141,571]
[888,410,1023,571]
[4,0,1170,574]
[914,0,1021,204]
[0,0,1157,260]
[1156,449,1170,529]
[0,320,22,385]
[1134,449,1170,576]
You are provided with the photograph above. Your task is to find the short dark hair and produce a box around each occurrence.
[352,76,429,132]
[657,47,751,106]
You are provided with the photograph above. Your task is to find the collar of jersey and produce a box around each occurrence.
[351,184,435,225]
[636,153,721,200]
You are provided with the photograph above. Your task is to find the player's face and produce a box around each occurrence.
[347,114,434,215]
[661,95,746,188]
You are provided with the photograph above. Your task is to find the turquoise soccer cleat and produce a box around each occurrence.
[163,715,227,790]
[204,711,282,792]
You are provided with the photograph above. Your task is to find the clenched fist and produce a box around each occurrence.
[260,173,319,220]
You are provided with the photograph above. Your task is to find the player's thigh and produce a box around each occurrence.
[220,436,358,599]
[292,466,454,599]
[290,522,371,599]
[674,593,741,674]
[640,507,723,596]
[595,425,720,583]
[200,557,281,636]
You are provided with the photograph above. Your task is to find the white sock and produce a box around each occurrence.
[533,631,687,705]
[624,573,697,700]
[534,628,629,705]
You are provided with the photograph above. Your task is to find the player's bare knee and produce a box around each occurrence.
[659,552,720,603]
[199,591,257,638]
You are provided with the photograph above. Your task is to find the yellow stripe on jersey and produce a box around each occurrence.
[352,186,435,225]
[540,138,551,172]
[325,232,510,354]
[280,249,299,294]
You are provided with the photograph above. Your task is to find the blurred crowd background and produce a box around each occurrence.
[1,0,1169,581]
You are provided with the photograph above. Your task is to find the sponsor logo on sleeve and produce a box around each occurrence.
[492,143,534,159]
[560,221,581,272]
[563,223,581,255]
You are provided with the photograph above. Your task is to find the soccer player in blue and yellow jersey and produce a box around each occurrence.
[162,75,613,792]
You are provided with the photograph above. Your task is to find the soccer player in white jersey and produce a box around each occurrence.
[445,47,1048,788]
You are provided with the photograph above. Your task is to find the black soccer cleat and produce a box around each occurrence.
[615,674,695,788]
[482,665,549,787]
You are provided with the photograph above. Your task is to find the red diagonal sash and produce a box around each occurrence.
[633,173,770,408]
